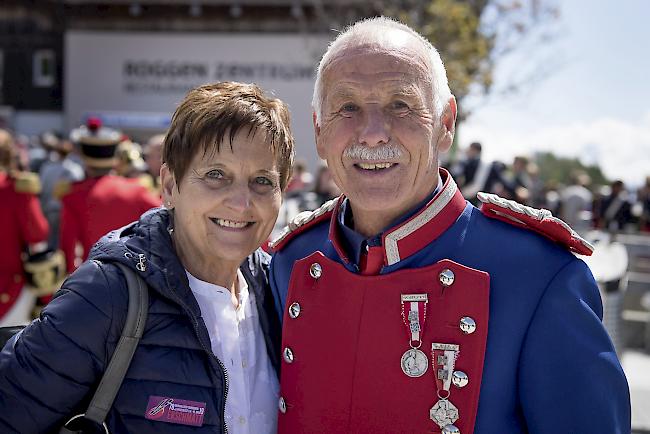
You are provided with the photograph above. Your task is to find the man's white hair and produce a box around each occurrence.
[312,16,452,125]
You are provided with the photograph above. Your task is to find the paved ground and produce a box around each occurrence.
[622,350,650,431]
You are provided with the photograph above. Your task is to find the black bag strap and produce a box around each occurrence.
[60,262,149,433]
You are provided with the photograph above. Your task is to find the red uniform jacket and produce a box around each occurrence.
[0,172,49,319]
[59,175,161,272]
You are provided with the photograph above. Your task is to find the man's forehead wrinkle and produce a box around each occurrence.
[325,79,422,103]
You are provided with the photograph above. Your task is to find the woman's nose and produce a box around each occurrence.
[224,183,251,212]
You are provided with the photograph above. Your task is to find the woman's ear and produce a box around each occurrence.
[160,163,176,209]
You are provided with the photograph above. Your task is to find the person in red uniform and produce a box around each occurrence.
[0,129,50,325]
[59,118,161,272]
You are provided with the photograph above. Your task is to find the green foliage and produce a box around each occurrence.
[533,152,609,188]
[373,0,560,118]
[313,1,559,119]
[395,0,493,106]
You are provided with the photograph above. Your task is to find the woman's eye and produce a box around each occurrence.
[206,169,224,179]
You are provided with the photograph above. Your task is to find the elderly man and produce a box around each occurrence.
[269,17,629,434]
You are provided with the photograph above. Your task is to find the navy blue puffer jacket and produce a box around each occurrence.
[0,208,281,433]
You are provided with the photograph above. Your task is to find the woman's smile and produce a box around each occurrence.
[210,217,254,229]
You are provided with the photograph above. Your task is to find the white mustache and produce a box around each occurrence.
[343,144,402,161]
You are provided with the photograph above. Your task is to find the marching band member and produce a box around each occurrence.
[0,129,50,326]
[59,118,161,271]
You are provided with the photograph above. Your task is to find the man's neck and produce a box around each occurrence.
[349,207,400,238]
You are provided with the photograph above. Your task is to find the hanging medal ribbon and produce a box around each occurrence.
[400,293,428,378]
[430,343,461,431]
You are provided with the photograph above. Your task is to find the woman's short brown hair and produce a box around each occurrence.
[162,81,295,190]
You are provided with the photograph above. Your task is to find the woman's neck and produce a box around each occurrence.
[172,231,241,301]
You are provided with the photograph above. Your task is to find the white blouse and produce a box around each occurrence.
[186,269,279,434]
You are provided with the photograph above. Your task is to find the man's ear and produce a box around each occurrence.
[437,96,457,154]
[160,163,177,207]
[313,111,326,160]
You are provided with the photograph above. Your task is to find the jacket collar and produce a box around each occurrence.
[328,168,466,269]
[89,208,281,373]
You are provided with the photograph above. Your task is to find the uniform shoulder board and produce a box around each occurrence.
[477,192,594,256]
[270,197,339,252]
[53,180,72,200]
[13,172,42,195]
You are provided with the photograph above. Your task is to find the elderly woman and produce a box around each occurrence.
[0,82,294,434]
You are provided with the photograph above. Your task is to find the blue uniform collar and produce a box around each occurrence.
[337,176,443,266]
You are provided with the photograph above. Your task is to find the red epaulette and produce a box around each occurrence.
[478,192,594,256]
[270,197,339,252]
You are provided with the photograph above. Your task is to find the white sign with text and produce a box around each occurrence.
[65,31,328,168]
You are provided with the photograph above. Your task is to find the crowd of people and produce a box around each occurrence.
[449,140,650,234]
[0,119,162,325]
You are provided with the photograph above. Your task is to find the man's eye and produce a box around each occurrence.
[340,103,359,113]
[391,100,409,110]
[254,176,273,186]
[206,169,224,179]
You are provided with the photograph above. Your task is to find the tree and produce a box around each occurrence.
[313,0,560,120]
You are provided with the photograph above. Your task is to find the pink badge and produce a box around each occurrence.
[145,395,206,427]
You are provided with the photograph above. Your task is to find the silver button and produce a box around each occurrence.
[279,397,287,413]
[289,302,301,319]
[452,370,468,388]
[459,316,476,334]
[442,424,460,434]
[283,346,294,363]
[309,263,322,279]
[439,268,455,287]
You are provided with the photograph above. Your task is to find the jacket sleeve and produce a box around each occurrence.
[0,260,123,434]
[17,191,49,245]
[518,258,631,433]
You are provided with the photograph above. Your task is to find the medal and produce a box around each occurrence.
[430,343,461,429]
[429,397,459,428]
[400,348,428,377]
[400,293,428,378]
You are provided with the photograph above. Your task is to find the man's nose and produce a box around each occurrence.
[358,107,390,147]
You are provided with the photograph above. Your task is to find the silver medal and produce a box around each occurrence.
[429,398,459,428]
[400,348,428,377]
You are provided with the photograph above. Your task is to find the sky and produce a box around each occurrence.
[459,0,650,188]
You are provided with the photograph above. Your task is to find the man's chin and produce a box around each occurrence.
[347,192,405,215]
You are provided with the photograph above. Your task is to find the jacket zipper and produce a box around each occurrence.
[128,253,230,433]
[189,317,230,434]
